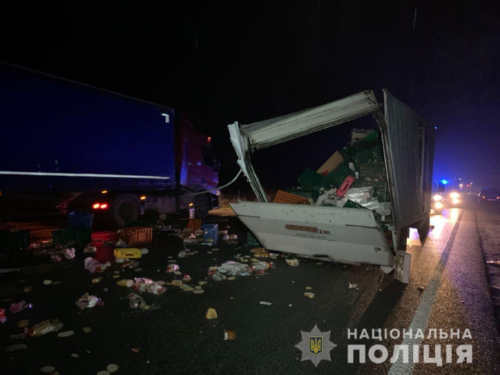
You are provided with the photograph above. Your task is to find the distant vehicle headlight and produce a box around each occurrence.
[433,194,443,201]
[434,201,444,209]
[449,192,460,199]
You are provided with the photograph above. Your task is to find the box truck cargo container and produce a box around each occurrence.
[0,64,219,226]
[227,89,434,283]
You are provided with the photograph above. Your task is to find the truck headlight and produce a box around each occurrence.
[449,192,460,199]
[434,201,443,209]
[433,194,443,201]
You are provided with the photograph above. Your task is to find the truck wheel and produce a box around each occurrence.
[195,193,211,219]
[111,194,140,228]
[417,216,430,243]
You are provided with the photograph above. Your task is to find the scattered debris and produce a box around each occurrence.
[251,260,272,274]
[348,282,358,289]
[183,274,192,282]
[71,353,80,358]
[209,261,252,281]
[304,292,315,299]
[114,248,142,259]
[40,366,56,374]
[106,363,119,373]
[286,258,300,267]
[224,330,237,341]
[305,286,313,290]
[64,247,76,259]
[84,257,111,273]
[128,293,150,310]
[91,277,103,284]
[193,286,204,294]
[82,326,92,334]
[57,330,75,338]
[288,304,293,308]
[29,319,64,336]
[180,284,194,292]
[51,254,63,263]
[132,278,166,295]
[5,343,28,352]
[75,293,102,310]
[43,279,53,286]
[259,301,272,306]
[250,247,269,258]
[117,279,134,287]
[206,307,218,320]
[84,245,97,254]
[9,300,31,314]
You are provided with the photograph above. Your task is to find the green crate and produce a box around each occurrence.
[323,162,355,188]
[298,168,324,191]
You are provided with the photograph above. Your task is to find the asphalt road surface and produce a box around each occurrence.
[1,196,499,374]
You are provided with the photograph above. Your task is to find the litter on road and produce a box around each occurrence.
[206,307,218,320]
[29,319,64,336]
[9,300,31,314]
[57,330,75,338]
[304,292,315,299]
[128,293,149,310]
[224,330,237,341]
[75,293,102,310]
[259,301,272,306]
[40,365,56,373]
[106,363,119,373]
[285,258,300,267]
[84,257,111,273]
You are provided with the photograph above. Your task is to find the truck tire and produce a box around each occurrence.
[195,193,211,219]
[111,194,140,228]
[417,216,430,243]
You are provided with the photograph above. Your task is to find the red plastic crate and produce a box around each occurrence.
[91,231,118,263]
[91,231,118,247]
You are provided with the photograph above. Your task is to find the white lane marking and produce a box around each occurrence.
[388,211,463,374]
[0,171,170,180]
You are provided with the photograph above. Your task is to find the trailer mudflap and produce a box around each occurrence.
[231,201,394,267]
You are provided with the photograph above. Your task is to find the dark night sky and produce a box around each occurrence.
[2,2,500,190]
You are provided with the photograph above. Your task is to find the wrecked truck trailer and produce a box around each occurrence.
[227,90,434,283]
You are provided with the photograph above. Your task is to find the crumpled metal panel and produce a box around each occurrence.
[231,201,394,266]
[383,90,433,229]
[241,90,380,151]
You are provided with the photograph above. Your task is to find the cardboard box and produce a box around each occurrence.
[316,151,344,176]
[273,190,310,205]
